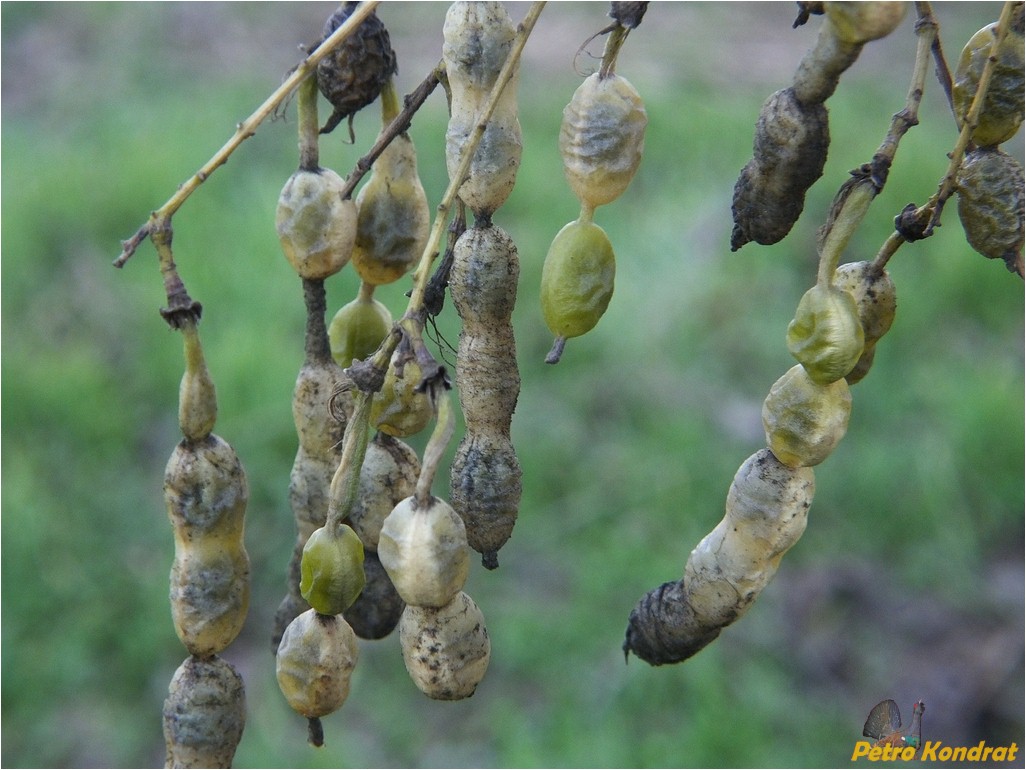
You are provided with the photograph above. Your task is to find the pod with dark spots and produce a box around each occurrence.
[952,15,1025,148]
[343,549,405,639]
[348,432,420,551]
[399,591,490,700]
[328,293,393,369]
[163,655,246,769]
[731,88,830,250]
[300,524,366,616]
[832,261,897,384]
[763,364,852,467]
[370,351,434,438]
[786,283,865,384]
[276,168,357,280]
[956,147,1025,274]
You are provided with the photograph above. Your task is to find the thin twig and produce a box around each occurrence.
[113,1,381,267]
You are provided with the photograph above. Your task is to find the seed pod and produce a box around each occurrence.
[956,147,1025,274]
[343,550,405,639]
[786,283,865,384]
[624,450,814,665]
[165,434,250,657]
[379,496,471,608]
[832,261,897,384]
[370,351,434,438]
[540,218,616,358]
[300,524,366,616]
[731,88,830,250]
[443,1,522,219]
[328,293,393,369]
[163,655,246,769]
[399,591,490,700]
[276,168,357,280]
[276,609,359,743]
[791,17,863,105]
[352,116,430,285]
[763,364,852,467]
[317,2,398,136]
[178,324,216,442]
[559,73,647,212]
[823,2,906,44]
[348,431,420,551]
[952,15,1025,148]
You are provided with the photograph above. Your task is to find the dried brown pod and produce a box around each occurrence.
[343,549,405,639]
[730,88,829,250]
[317,2,398,137]
[957,146,1025,276]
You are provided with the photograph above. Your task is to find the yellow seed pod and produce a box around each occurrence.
[786,283,865,384]
[952,18,1025,147]
[276,168,356,280]
[300,524,366,616]
[378,496,470,608]
[823,2,906,44]
[540,218,616,357]
[276,609,359,720]
[178,324,216,442]
[399,591,490,700]
[832,261,897,384]
[163,655,246,769]
[957,147,1025,272]
[348,432,421,551]
[352,132,430,286]
[559,72,647,211]
[328,294,393,369]
[291,360,347,459]
[763,364,852,467]
[369,352,433,438]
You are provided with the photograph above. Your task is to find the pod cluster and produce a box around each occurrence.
[162,320,250,767]
[953,8,1025,276]
[444,1,524,569]
[730,2,906,250]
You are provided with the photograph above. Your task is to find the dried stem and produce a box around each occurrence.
[113,1,380,267]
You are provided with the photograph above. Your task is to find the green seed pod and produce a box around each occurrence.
[832,261,897,384]
[823,2,906,44]
[956,147,1025,274]
[731,88,830,250]
[763,364,852,467]
[328,294,393,368]
[540,218,616,357]
[352,130,430,286]
[952,16,1025,147]
[276,609,359,739]
[300,524,366,616]
[276,168,357,280]
[559,72,648,211]
[369,352,434,438]
[343,549,405,640]
[399,591,490,700]
[378,496,471,608]
[348,431,421,551]
[787,283,865,384]
[316,2,397,136]
[163,655,246,769]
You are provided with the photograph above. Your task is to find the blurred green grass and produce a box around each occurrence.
[2,3,1022,768]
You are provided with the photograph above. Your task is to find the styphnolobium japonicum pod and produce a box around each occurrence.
[163,655,246,769]
[832,261,897,384]
[786,282,865,385]
[276,168,357,280]
[956,147,1025,275]
[763,364,852,467]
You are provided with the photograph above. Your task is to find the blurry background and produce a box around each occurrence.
[2,2,1022,767]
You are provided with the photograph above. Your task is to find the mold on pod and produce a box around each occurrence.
[276,168,357,280]
[378,496,471,608]
[370,351,434,438]
[624,450,815,665]
[443,2,516,95]
[731,88,830,250]
[328,293,393,369]
[348,432,421,551]
[300,524,366,616]
[170,546,251,658]
[952,14,1025,148]
[316,2,397,137]
[343,549,405,639]
[276,609,359,742]
[832,261,897,384]
[786,283,865,384]
[559,72,648,211]
[540,218,616,356]
[165,435,248,537]
[823,2,906,44]
[163,655,246,769]
[763,364,852,467]
[399,591,491,700]
[956,147,1025,275]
